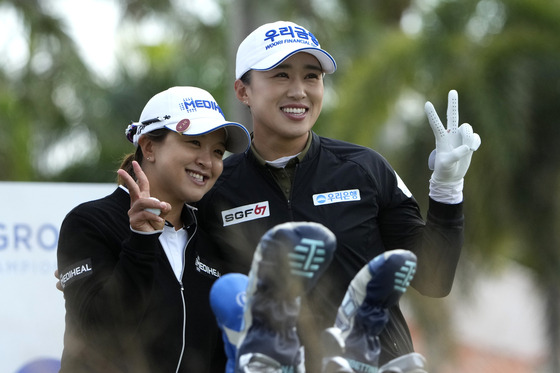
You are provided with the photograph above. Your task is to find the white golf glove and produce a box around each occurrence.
[425,90,481,204]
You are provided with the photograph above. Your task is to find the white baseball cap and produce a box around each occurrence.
[235,21,337,80]
[126,86,251,153]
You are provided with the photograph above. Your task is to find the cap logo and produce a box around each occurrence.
[179,97,225,118]
[263,25,319,50]
[176,119,190,132]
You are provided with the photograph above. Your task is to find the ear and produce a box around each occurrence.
[234,79,249,105]
[138,135,155,162]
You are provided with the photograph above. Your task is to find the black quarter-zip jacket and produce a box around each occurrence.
[196,131,464,370]
[57,187,225,373]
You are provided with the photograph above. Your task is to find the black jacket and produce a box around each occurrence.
[197,132,463,369]
[57,187,225,373]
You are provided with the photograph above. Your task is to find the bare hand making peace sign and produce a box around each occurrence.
[117,161,171,232]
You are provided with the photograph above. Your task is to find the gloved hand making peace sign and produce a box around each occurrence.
[424,90,481,204]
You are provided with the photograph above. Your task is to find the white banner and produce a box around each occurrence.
[0,182,114,373]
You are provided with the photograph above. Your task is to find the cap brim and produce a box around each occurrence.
[222,123,252,153]
[250,47,337,75]
[165,121,251,154]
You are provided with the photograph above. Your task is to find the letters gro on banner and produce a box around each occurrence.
[0,182,114,373]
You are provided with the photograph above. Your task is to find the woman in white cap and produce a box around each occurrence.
[56,86,250,373]
[196,21,480,372]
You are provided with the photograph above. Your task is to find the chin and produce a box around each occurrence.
[189,195,204,204]
[183,191,203,204]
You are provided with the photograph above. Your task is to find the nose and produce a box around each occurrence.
[196,149,212,168]
[287,78,306,100]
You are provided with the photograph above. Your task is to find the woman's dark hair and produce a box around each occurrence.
[117,128,169,185]
[240,70,252,85]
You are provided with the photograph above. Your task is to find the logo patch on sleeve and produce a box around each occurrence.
[60,259,93,289]
[395,172,412,198]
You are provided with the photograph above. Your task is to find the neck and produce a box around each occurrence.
[252,132,309,161]
[165,207,184,231]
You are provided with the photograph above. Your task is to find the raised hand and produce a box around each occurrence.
[424,90,481,184]
[117,161,170,232]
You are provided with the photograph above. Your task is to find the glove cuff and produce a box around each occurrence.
[429,178,464,204]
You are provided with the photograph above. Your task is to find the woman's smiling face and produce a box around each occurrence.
[242,52,325,143]
[146,129,226,205]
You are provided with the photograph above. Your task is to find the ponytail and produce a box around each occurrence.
[116,128,169,185]
[117,149,142,185]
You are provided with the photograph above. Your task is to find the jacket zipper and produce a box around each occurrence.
[174,212,197,372]
[174,282,186,373]
[286,163,298,219]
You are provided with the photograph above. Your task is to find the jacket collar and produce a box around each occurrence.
[249,131,315,167]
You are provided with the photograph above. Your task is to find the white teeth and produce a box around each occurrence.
[282,107,306,114]
[187,171,204,182]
